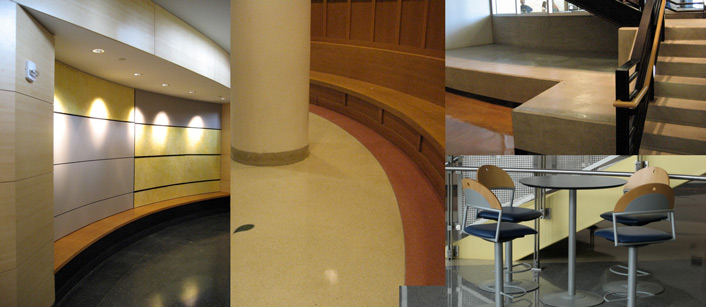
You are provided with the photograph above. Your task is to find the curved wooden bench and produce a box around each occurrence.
[310,71,444,197]
[54,192,229,300]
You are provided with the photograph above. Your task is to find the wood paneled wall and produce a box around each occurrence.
[311,0,444,57]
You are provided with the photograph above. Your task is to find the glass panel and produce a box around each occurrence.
[495,0,517,14]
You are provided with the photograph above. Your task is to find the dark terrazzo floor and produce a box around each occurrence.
[55,212,229,307]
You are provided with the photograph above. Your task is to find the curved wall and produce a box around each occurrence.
[53,63,222,240]
[15,0,230,87]
[310,0,445,106]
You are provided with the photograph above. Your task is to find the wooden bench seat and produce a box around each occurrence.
[54,192,229,273]
[310,71,444,197]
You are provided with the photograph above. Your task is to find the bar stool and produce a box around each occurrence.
[595,183,676,307]
[474,165,541,294]
[599,167,670,296]
[461,178,537,307]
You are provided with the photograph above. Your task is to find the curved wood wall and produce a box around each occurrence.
[310,0,445,195]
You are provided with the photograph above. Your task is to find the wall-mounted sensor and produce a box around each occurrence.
[25,60,39,83]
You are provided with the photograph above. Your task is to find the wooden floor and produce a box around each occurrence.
[53,192,229,273]
[445,92,514,155]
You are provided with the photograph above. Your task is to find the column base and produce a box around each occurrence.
[231,145,309,166]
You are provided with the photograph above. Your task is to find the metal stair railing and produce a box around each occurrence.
[614,0,666,154]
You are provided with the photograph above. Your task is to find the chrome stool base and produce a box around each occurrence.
[602,280,664,296]
[479,279,539,294]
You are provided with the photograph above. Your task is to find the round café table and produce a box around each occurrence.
[519,175,626,307]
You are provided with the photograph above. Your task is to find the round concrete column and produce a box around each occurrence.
[230,0,310,166]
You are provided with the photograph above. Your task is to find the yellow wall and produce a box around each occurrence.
[457,155,706,260]
[134,181,221,207]
[134,156,220,191]
[54,62,134,121]
[135,124,220,156]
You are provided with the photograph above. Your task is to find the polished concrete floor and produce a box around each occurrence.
[55,212,229,306]
[446,181,706,306]
[446,91,514,155]
[445,44,617,73]
[230,112,407,306]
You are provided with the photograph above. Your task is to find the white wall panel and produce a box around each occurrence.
[54,158,134,216]
[54,113,134,164]
[53,193,133,240]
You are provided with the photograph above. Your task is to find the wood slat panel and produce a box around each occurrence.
[350,0,374,41]
[311,42,444,105]
[348,95,381,121]
[399,0,425,48]
[326,0,348,39]
[424,0,444,50]
[420,136,443,177]
[310,71,443,152]
[312,0,325,37]
[53,192,229,272]
[374,0,398,44]
[382,111,421,149]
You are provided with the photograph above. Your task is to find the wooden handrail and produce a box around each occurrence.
[614,0,666,109]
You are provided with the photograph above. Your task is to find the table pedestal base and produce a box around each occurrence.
[479,279,539,294]
[540,290,603,307]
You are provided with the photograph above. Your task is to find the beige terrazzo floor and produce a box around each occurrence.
[230,113,405,306]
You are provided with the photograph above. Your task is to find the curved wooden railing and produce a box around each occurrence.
[614,0,666,154]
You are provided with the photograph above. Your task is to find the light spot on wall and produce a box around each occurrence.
[134,107,145,123]
[324,269,339,285]
[187,116,205,145]
[181,278,200,306]
[54,94,66,113]
[89,98,109,119]
[153,111,171,146]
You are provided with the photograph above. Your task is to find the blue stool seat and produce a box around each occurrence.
[478,207,542,223]
[600,211,668,226]
[464,223,537,243]
[595,227,673,244]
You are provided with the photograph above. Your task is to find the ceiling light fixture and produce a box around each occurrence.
[188,91,195,94]
[92,49,104,54]
[220,97,226,101]
[162,83,169,87]
[133,73,142,76]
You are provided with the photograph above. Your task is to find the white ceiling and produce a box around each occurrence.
[24,1,231,104]
[153,0,231,53]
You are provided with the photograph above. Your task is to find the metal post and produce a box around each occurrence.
[495,242,504,307]
[568,189,577,296]
[446,170,454,259]
[628,247,638,307]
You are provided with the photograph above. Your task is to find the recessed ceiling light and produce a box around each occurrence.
[220,97,226,101]
[188,91,195,94]
[162,83,169,87]
[133,73,142,76]
[92,49,104,54]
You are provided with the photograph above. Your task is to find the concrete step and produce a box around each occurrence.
[659,40,706,57]
[655,75,706,100]
[642,121,706,154]
[648,96,706,128]
[657,56,706,78]
[665,24,706,40]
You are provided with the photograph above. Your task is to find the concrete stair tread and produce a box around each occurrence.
[644,121,706,142]
[658,56,706,64]
[655,74,706,85]
[654,96,706,109]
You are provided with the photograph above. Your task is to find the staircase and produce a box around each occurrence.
[568,0,642,26]
[642,20,706,154]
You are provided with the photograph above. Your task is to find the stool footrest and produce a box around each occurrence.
[609,264,650,277]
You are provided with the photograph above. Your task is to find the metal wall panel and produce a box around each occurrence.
[54,113,134,164]
[54,158,134,216]
[135,89,221,129]
[53,193,133,240]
